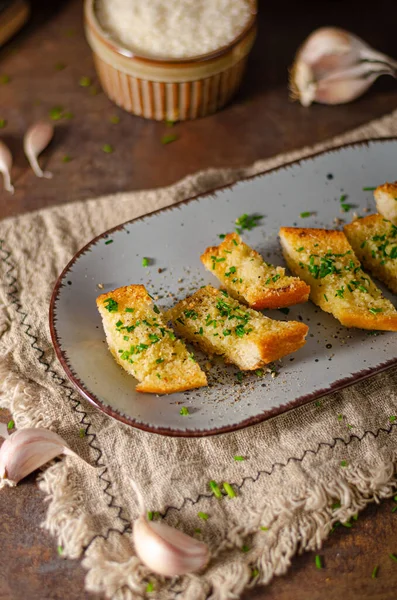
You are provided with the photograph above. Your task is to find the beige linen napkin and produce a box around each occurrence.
[1,110,397,600]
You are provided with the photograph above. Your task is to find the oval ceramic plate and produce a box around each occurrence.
[50,139,397,437]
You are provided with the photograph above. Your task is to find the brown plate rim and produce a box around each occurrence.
[49,136,397,437]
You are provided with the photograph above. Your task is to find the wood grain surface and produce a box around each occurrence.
[1,0,397,599]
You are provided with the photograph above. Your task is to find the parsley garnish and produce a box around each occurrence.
[104,298,118,312]
[300,211,312,218]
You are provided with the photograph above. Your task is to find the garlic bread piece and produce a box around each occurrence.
[201,232,310,310]
[165,285,308,370]
[279,227,397,331]
[374,181,397,225]
[344,214,397,294]
[96,284,207,394]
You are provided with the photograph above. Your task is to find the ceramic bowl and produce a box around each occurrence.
[84,0,257,121]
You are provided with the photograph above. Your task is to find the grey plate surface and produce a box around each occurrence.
[50,139,397,436]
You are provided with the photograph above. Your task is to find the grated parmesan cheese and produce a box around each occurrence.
[96,0,253,59]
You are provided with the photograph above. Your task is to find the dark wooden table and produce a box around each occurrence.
[1,1,397,598]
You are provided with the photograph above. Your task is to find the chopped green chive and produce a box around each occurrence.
[296,247,304,252]
[194,528,201,534]
[147,511,153,521]
[0,119,6,129]
[102,144,113,154]
[324,294,328,302]
[236,371,244,382]
[218,234,226,239]
[223,482,236,498]
[165,119,175,127]
[198,512,209,520]
[300,211,312,218]
[315,401,322,407]
[255,369,264,377]
[0,75,10,84]
[235,213,262,233]
[104,298,118,312]
[179,406,189,416]
[392,506,397,513]
[161,133,178,145]
[260,526,269,531]
[110,115,120,124]
[156,358,164,364]
[57,545,63,556]
[142,257,150,267]
[146,582,154,593]
[315,555,322,569]
[390,416,396,423]
[104,239,113,245]
[353,513,358,521]
[371,565,379,579]
[78,428,86,438]
[49,106,64,120]
[7,419,14,430]
[62,154,71,163]
[234,456,245,461]
[331,502,341,509]
[153,305,160,314]
[369,307,383,315]
[389,553,397,562]
[363,187,376,191]
[55,62,66,71]
[340,460,348,467]
[209,480,222,499]
[232,239,238,246]
[115,320,123,327]
[337,414,343,421]
[341,203,353,212]
[241,545,249,553]
[125,307,134,313]
[251,568,259,578]
[123,335,129,341]
[79,76,92,87]
[341,521,352,528]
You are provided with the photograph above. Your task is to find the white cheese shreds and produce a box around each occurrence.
[96,0,253,59]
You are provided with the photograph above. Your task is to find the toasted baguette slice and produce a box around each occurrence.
[279,227,397,331]
[374,181,397,225]
[344,214,397,294]
[165,285,308,370]
[96,285,207,394]
[201,233,310,310]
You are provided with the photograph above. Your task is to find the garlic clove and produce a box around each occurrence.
[0,427,76,488]
[133,516,209,577]
[23,121,54,179]
[130,479,209,577]
[290,27,397,106]
[0,140,14,194]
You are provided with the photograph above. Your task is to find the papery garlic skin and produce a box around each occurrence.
[0,427,75,488]
[290,27,397,106]
[23,121,54,179]
[133,516,209,577]
[0,140,14,194]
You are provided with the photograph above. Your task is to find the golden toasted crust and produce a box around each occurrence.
[374,182,397,225]
[201,232,310,309]
[165,285,308,370]
[344,214,397,294]
[96,284,207,394]
[279,227,397,331]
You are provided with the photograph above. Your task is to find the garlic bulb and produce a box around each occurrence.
[23,121,54,178]
[131,480,209,577]
[0,140,14,194]
[290,27,397,106]
[0,427,76,488]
